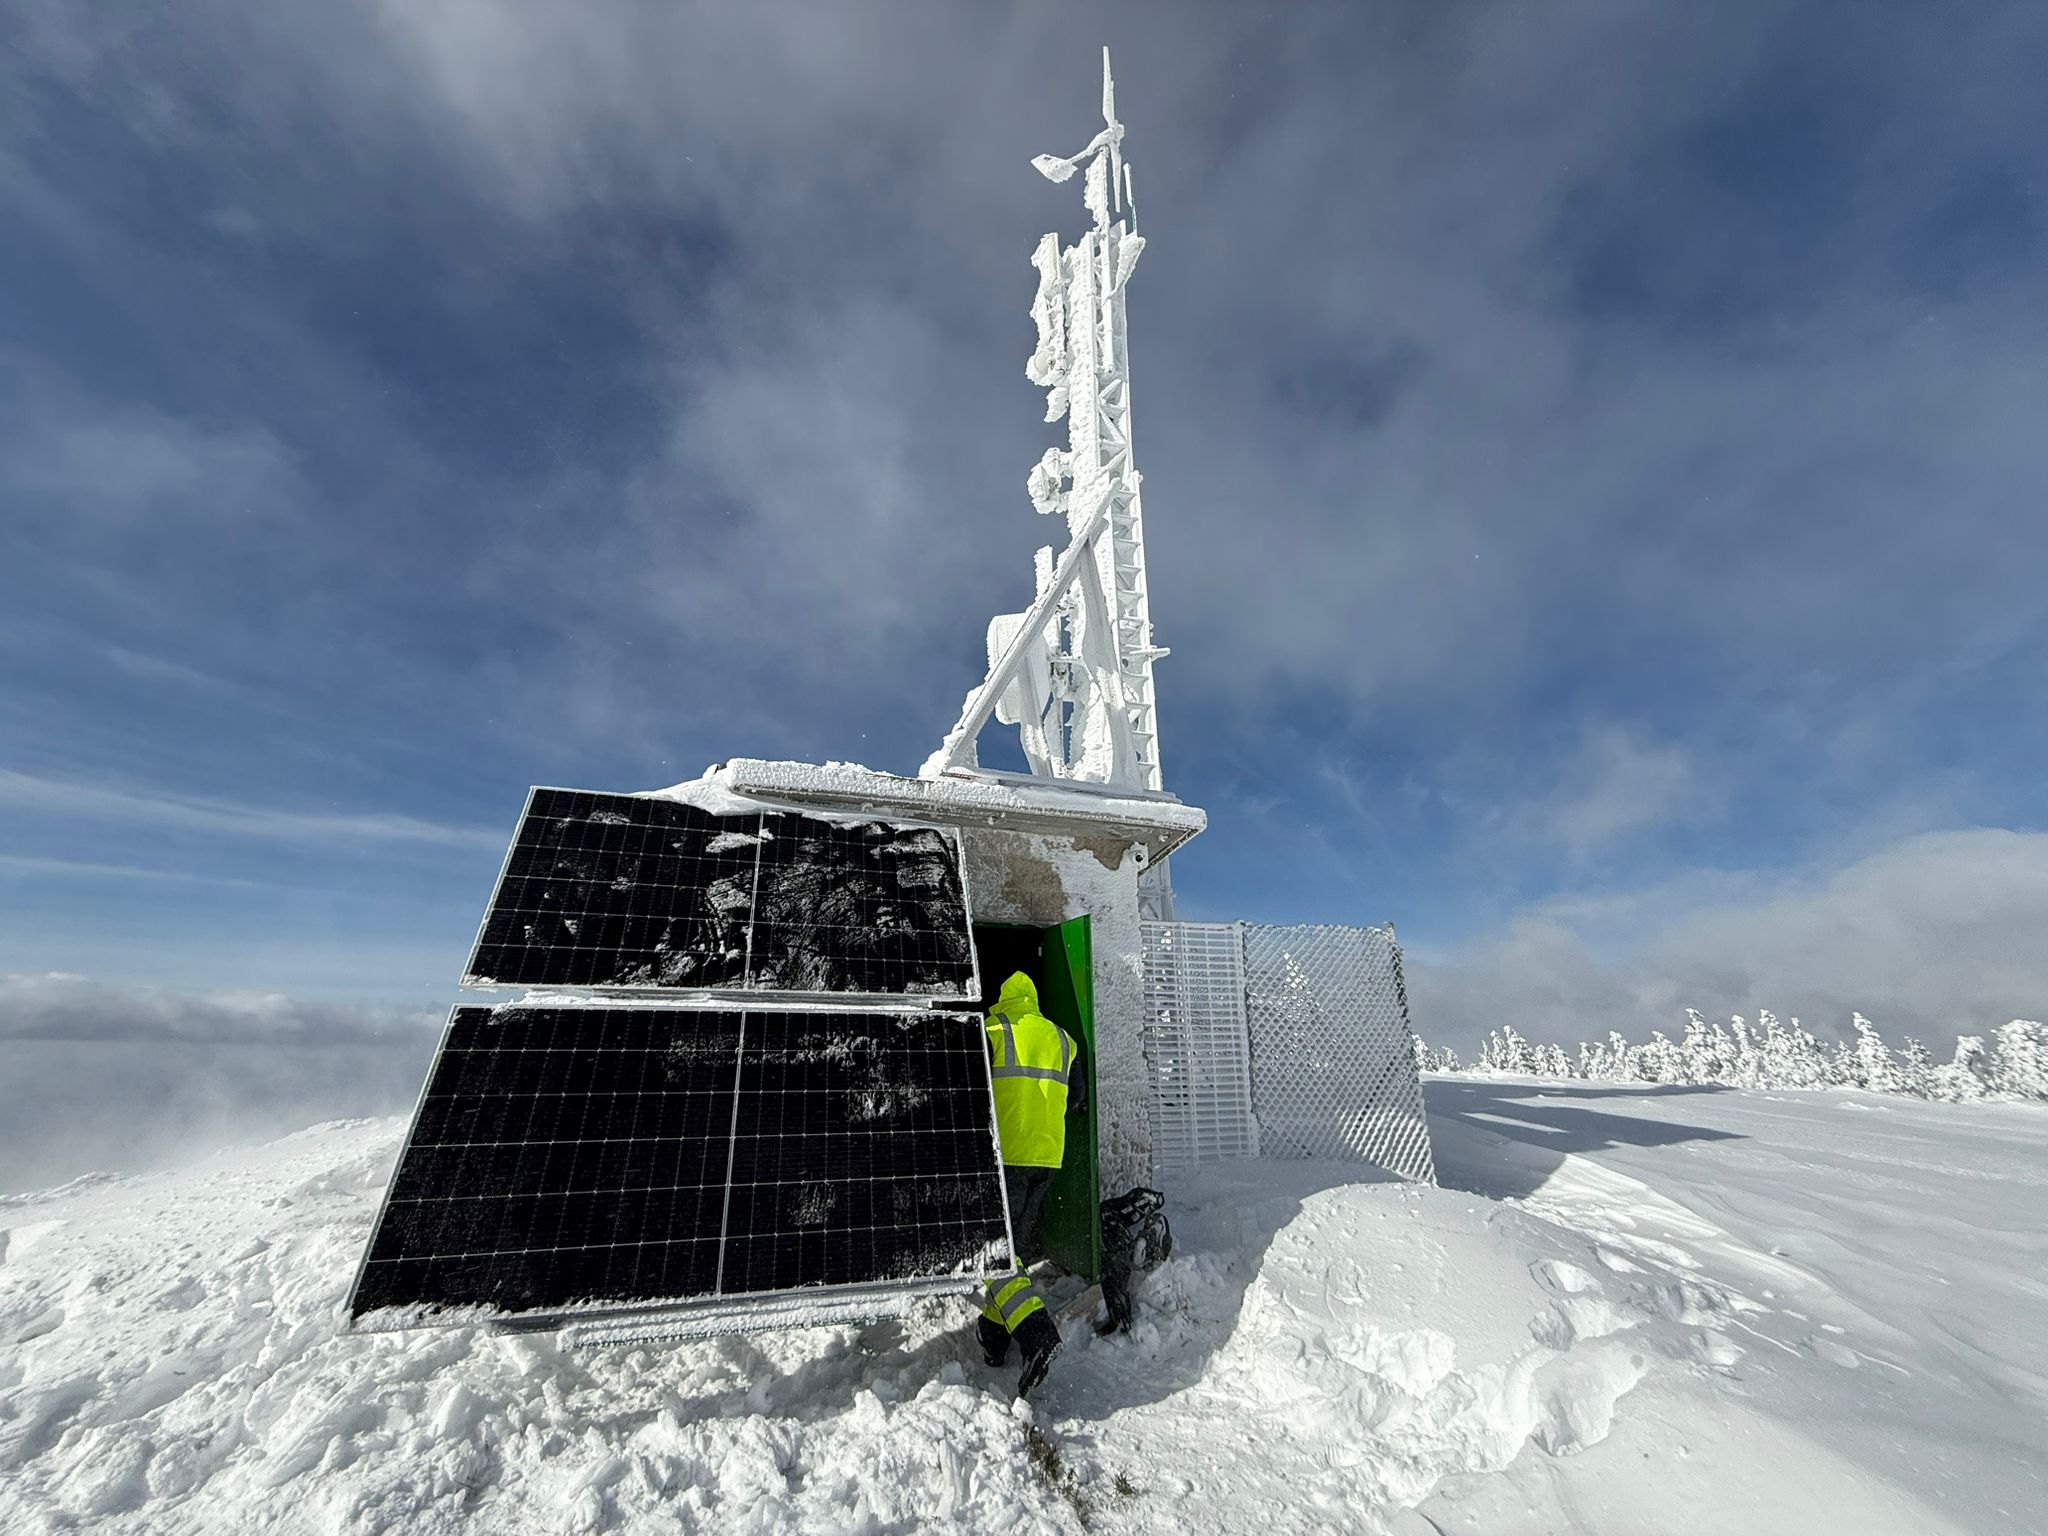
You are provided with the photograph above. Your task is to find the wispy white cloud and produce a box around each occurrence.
[0,974,440,1191]
[1515,725,1702,855]
[4,409,297,523]
[0,770,501,849]
[0,853,271,887]
[0,352,302,525]
[1410,828,2048,1052]
[0,970,438,1043]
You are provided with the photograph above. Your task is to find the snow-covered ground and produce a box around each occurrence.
[1418,1078,2046,1534]
[2,1084,2041,1533]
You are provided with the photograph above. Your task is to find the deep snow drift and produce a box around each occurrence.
[2,1085,2041,1533]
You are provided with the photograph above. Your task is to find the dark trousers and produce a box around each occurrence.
[982,1164,1056,1334]
[1006,1164,1056,1264]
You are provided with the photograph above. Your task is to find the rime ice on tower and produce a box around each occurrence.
[924,49,1177,920]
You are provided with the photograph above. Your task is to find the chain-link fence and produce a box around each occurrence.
[1141,921,1258,1170]
[1140,921,1435,1184]
[1240,923,1435,1183]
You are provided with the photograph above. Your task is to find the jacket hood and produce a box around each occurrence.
[995,971,1040,1015]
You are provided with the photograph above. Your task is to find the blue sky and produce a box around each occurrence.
[5,0,2048,1075]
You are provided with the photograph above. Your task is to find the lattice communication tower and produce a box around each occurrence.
[925,49,1177,918]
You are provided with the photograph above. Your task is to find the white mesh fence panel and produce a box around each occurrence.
[1240,924,1436,1184]
[1140,922,1257,1172]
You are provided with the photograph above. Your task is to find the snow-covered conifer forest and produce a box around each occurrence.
[1421,1013,2048,1101]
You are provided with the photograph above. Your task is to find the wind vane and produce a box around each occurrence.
[924,48,1177,918]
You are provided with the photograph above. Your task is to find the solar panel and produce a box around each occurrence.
[463,788,978,1000]
[349,1004,1012,1331]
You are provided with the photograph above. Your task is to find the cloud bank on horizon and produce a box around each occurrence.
[4,0,2046,1093]
[0,973,439,1190]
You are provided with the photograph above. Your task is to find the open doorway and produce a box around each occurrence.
[972,918,1101,1281]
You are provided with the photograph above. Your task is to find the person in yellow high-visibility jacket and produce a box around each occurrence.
[978,970,1085,1397]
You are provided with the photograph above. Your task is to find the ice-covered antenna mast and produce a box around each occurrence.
[924,48,1176,917]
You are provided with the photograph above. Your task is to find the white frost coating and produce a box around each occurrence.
[1112,230,1145,292]
[636,765,773,818]
[557,1278,983,1348]
[1075,851,1149,1190]
[720,758,1203,861]
[639,762,946,832]
[497,991,950,1016]
[1026,445,1068,515]
[1025,233,1066,390]
[1083,151,1111,227]
[985,611,1052,749]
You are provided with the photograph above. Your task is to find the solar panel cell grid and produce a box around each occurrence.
[350,1005,1010,1325]
[467,790,759,993]
[463,790,975,998]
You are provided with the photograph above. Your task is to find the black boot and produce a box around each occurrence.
[1014,1309,1061,1397]
[1097,1268,1134,1336]
[977,1315,1011,1367]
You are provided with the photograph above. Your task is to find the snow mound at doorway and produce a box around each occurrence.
[1046,1160,1668,1529]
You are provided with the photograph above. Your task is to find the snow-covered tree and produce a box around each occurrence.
[1787,1017,1833,1089]
[1415,1010,2046,1102]
[1479,1025,1539,1075]
[1413,1039,1464,1074]
[1926,1035,1990,1102]
[1678,1009,1715,1083]
[1897,1036,1934,1098]
[1844,1013,1901,1093]
[1990,1021,2048,1100]
[1727,1014,1762,1089]
[1757,1011,1801,1088]
[1638,1030,1682,1083]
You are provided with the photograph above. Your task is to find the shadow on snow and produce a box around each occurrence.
[1424,1077,1745,1202]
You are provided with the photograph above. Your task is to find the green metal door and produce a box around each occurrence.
[1034,915,1100,1281]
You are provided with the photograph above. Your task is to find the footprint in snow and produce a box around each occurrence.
[14,1303,65,1343]
[1808,1336,1862,1369]
[1686,1330,1744,1368]
[1531,1259,1602,1297]
[0,1220,68,1264]
[157,1276,205,1312]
